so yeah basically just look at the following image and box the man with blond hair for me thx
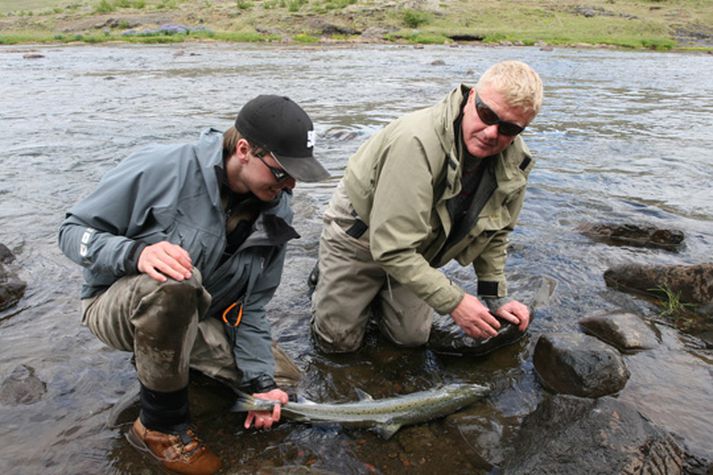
[311,60,544,353]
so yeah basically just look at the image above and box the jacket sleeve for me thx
[58,220,146,277]
[474,183,528,307]
[57,144,180,277]
[368,135,465,315]
[227,245,286,392]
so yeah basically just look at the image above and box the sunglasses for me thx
[474,93,525,137]
[252,148,291,182]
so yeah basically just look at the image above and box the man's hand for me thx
[495,300,530,332]
[244,388,289,430]
[450,293,501,340]
[137,241,193,282]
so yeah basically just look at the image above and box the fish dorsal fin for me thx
[374,422,402,440]
[354,388,374,401]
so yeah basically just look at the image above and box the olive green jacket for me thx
[343,85,534,315]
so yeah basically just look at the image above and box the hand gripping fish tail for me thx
[231,383,490,439]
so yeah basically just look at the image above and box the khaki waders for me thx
[311,181,433,353]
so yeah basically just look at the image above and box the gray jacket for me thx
[58,128,298,388]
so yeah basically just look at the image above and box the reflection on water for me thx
[1,43,712,472]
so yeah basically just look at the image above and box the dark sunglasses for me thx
[252,149,291,182]
[474,93,525,137]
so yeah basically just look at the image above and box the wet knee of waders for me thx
[380,322,430,348]
[146,274,205,328]
[310,318,363,354]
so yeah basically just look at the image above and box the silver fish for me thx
[232,383,490,439]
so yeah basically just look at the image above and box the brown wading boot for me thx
[126,418,221,475]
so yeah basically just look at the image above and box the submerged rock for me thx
[579,222,684,251]
[504,395,685,474]
[604,263,713,305]
[0,365,47,406]
[429,314,528,356]
[428,275,556,356]
[533,333,630,397]
[579,311,659,352]
[0,244,14,263]
[0,261,26,311]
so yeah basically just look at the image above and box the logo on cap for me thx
[306,130,315,149]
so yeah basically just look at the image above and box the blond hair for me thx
[477,60,543,117]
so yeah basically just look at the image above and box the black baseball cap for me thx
[235,95,330,182]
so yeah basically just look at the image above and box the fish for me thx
[231,383,490,439]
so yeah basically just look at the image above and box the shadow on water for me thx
[1,43,713,472]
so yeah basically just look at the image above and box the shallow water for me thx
[1,43,712,473]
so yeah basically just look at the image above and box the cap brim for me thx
[273,154,331,183]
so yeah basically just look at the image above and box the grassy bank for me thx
[1,0,712,51]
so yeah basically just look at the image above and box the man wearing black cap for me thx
[58,95,329,474]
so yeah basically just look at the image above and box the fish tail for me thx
[230,391,277,413]
[231,391,260,412]
[231,398,254,412]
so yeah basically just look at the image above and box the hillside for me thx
[1,0,712,50]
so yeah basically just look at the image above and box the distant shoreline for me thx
[4,39,713,57]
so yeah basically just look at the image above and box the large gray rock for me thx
[579,222,684,251]
[0,365,47,406]
[579,311,659,352]
[504,395,685,474]
[533,333,630,397]
[604,263,713,305]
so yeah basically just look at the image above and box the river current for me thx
[1,43,712,473]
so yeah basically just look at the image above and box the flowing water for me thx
[1,43,712,473]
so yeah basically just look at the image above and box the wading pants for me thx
[82,269,300,392]
[310,181,432,353]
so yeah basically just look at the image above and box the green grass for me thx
[0,31,111,44]
[210,31,279,42]
[402,9,430,28]
[286,0,306,12]
[0,28,279,45]
[0,0,59,14]
[293,33,318,43]
[652,285,694,317]
[321,0,357,10]
[94,0,116,13]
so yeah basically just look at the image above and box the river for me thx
[1,43,712,473]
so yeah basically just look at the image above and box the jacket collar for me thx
[195,127,226,211]
[431,85,472,205]
[239,191,300,251]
